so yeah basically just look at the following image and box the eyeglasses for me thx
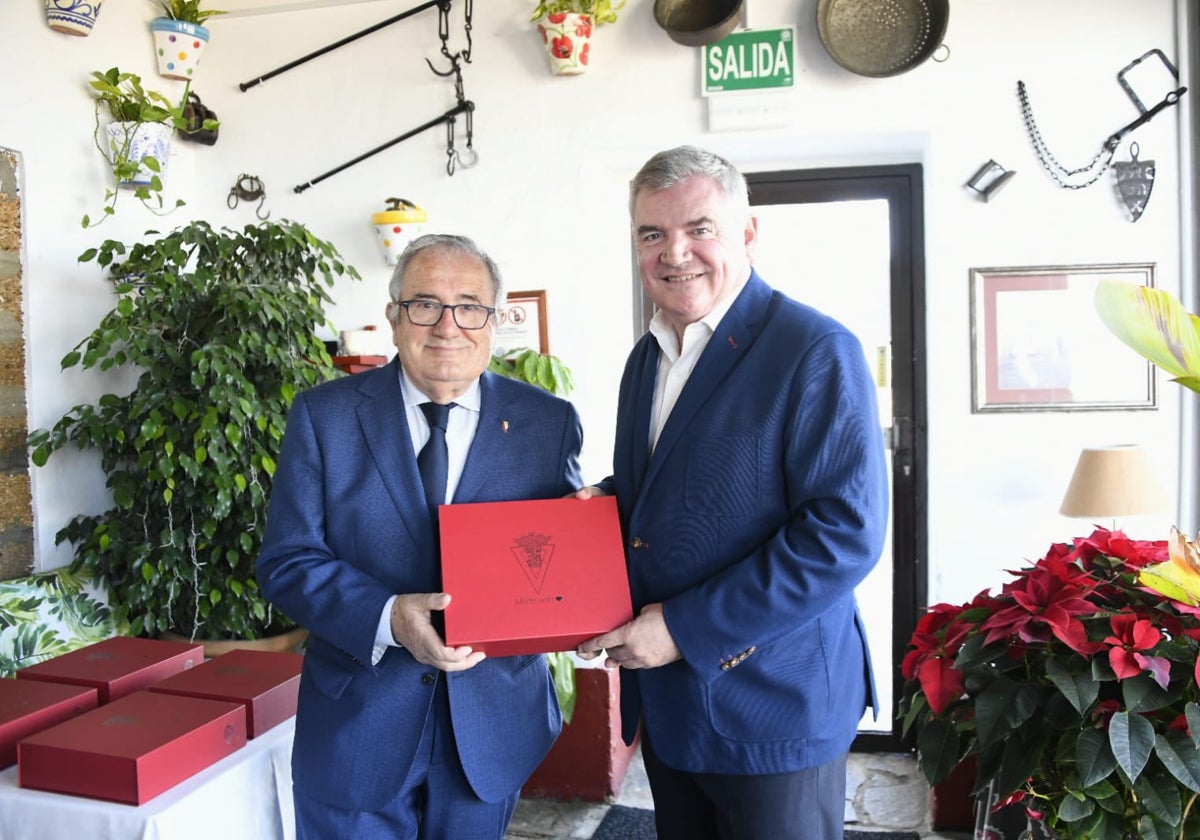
[396,300,496,330]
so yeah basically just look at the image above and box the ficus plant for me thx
[28,219,360,643]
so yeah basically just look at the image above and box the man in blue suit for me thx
[577,146,889,839]
[257,234,583,839]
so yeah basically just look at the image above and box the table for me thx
[0,716,295,840]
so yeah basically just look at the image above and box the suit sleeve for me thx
[661,330,889,683]
[255,394,397,665]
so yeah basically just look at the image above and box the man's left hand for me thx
[577,603,681,669]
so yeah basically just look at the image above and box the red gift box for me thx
[149,649,301,738]
[18,690,247,804]
[440,496,633,657]
[16,636,203,703]
[0,680,99,770]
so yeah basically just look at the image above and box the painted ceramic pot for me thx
[151,17,211,80]
[105,122,172,187]
[45,0,103,36]
[536,13,593,76]
[371,198,428,265]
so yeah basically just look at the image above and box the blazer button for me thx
[630,537,648,549]
[421,673,435,686]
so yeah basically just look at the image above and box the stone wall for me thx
[0,148,32,580]
[847,752,939,835]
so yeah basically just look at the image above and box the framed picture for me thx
[969,263,1157,413]
[495,290,549,355]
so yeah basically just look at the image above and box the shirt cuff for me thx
[372,595,400,665]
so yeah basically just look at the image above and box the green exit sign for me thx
[702,27,796,95]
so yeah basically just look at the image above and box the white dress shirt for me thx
[647,276,748,454]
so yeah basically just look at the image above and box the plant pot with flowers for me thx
[84,67,215,227]
[150,0,225,81]
[901,527,1200,839]
[531,0,624,76]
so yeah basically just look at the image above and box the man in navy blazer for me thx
[257,234,582,839]
[577,147,889,839]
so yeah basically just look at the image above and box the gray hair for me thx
[628,145,751,218]
[386,233,504,323]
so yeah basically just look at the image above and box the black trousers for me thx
[641,732,847,840]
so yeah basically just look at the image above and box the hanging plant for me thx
[84,67,217,227]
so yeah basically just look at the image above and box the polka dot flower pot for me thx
[151,17,210,81]
[371,198,427,265]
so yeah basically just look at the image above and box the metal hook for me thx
[445,117,457,176]
[228,174,270,219]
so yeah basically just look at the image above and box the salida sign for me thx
[702,27,795,95]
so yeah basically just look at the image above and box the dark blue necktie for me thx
[418,402,453,518]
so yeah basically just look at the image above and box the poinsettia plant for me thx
[901,527,1200,840]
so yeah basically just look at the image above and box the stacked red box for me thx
[149,649,302,737]
[18,690,247,804]
[440,496,633,656]
[16,636,203,703]
[0,680,99,769]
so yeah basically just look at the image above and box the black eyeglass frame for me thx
[395,299,497,330]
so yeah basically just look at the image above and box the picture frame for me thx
[969,263,1157,413]
[495,290,549,355]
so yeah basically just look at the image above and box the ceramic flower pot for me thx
[104,122,173,188]
[45,0,103,36]
[150,17,211,80]
[371,198,427,265]
[535,13,593,76]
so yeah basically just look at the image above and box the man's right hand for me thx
[390,592,485,672]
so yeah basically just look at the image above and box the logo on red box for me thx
[512,531,555,593]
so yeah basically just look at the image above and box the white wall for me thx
[1,0,1188,608]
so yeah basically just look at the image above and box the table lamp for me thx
[1059,444,1170,528]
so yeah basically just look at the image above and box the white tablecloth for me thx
[0,716,295,840]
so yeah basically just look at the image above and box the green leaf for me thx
[1109,710,1154,782]
[1047,656,1100,714]
[1095,280,1200,395]
[1077,727,1118,787]
[1155,729,1200,793]
[915,716,961,785]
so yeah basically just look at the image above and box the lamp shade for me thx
[1059,444,1170,518]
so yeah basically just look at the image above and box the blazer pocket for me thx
[302,636,359,699]
[685,436,760,517]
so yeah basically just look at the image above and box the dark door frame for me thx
[746,164,928,753]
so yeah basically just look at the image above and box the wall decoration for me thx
[969,263,1157,413]
[496,291,548,355]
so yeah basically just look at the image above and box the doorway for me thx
[746,164,927,751]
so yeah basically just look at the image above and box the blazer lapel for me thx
[357,359,426,546]
[629,342,658,496]
[642,274,772,489]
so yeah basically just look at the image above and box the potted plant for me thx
[44,0,104,37]
[530,0,624,76]
[900,527,1200,839]
[84,67,216,228]
[27,219,361,655]
[149,0,225,80]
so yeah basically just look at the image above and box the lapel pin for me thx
[501,420,510,433]
[727,336,738,349]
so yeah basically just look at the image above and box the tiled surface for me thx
[506,744,972,839]
[505,745,651,840]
